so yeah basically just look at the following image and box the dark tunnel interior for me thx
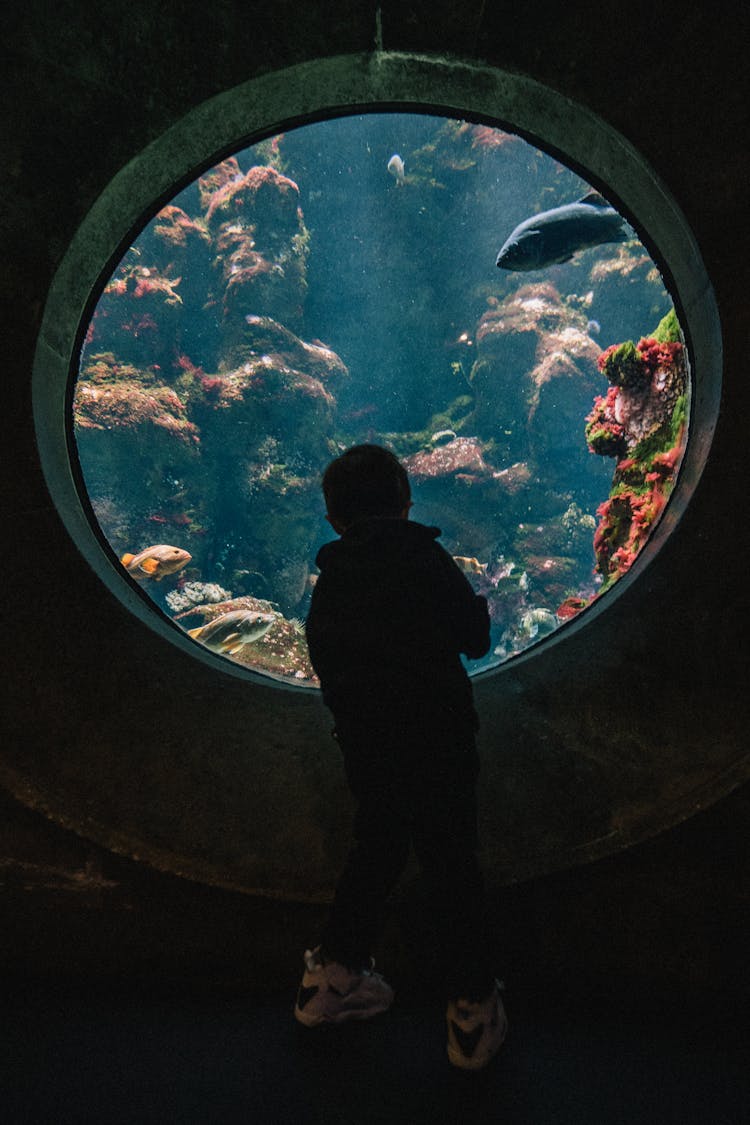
[2,4,748,1121]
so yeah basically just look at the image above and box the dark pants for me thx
[320,721,495,1002]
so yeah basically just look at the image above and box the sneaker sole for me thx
[294,999,393,1028]
[447,1010,508,1070]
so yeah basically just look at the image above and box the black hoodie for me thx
[305,518,490,739]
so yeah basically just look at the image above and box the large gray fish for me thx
[187,609,276,655]
[496,191,628,271]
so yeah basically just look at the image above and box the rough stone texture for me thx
[2,3,748,912]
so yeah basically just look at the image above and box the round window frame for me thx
[32,52,721,687]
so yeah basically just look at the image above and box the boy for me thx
[294,444,507,1070]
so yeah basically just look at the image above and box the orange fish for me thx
[453,555,488,576]
[120,544,192,580]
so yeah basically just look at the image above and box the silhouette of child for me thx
[294,443,506,1069]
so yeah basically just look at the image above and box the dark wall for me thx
[2,3,748,992]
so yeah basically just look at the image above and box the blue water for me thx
[73,112,681,683]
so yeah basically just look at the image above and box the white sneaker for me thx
[446,980,507,1070]
[294,947,395,1027]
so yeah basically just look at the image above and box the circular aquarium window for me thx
[71,109,692,685]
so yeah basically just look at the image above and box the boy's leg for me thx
[320,765,412,969]
[410,758,495,1002]
[411,756,507,1068]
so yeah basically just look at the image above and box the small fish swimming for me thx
[187,609,276,655]
[120,544,192,580]
[496,191,628,272]
[387,153,405,185]
[453,555,488,576]
[520,607,559,638]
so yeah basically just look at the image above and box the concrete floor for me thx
[3,976,746,1125]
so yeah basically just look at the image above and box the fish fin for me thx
[120,553,134,566]
[226,644,244,655]
[139,557,160,575]
[579,190,609,207]
[187,627,202,640]
[219,633,241,652]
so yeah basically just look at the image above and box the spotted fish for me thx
[121,544,192,580]
[187,609,276,655]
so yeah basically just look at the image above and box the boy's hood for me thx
[315,518,441,571]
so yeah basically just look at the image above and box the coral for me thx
[165,581,232,614]
[84,266,186,369]
[204,166,310,333]
[652,307,682,343]
[470,125,519,152]
[556,595,590,620]
[205,164,301,229]
[584,320,688,587]
[585,387,627,457]
[152,205,210,252]
[598,340,650,390]
[587,331,687,456]
[74,357,199,448]
[197,158,243,210]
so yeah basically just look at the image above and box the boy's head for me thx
[322,444,412,532]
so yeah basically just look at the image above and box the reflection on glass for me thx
[73,113,689,684]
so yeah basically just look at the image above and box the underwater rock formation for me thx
[404,434,494,483]
[172,594,315,681]
[75,156,349,645]
[85,266,188,371]
[203,160,309,341]
[470,283,603,483]
[585,310,687,588]
[585,242,672,347]
[73,354,201,555]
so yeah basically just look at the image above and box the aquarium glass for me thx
[72,112,690,685]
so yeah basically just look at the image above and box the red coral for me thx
[470,125,517,150]
[651,438,683,476]
[585,388,627,456]
[153,205,208,249]
[636,337,682,375]
[556,596,590,620]
[200,376,222,398]
[205,164,300,223]
[597,343,620,373]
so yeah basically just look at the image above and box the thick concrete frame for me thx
[25,53,739,900]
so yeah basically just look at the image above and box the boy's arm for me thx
[438,547,491,659]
